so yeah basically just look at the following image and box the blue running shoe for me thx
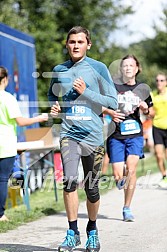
[116,177,126,190]
[85,229,100,252]
[58,229,81,252]
[123,207,135,222]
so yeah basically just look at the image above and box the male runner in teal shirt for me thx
[48,26,117,252]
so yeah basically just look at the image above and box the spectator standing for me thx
[0,66,48,221]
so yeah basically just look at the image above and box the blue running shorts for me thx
[107,136,144,163]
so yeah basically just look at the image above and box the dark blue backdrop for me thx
[0,23,39,140]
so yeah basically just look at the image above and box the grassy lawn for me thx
[0,154,158,233]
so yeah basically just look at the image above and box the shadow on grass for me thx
[41,208,58,215]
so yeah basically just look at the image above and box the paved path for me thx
[0,173,167,252]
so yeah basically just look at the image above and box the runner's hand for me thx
[73,77,86,94]
[139,101,148,113]
[112,110,125,123]
[50,101,61,117]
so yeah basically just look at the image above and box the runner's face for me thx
[156,74,167,91]
[66,33,91,62]
[121,58,138,81]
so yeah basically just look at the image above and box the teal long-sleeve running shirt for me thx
[48,56,118,146]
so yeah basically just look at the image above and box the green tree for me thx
[125,6,167,90]
[143,8,167,71]
[56,0,133,59]
[0,0,133,111]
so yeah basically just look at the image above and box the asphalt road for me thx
[0,173,167,252]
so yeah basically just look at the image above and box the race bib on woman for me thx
[120,120,141,135]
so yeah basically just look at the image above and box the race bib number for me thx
[120,120,141,135]
[66,104,91,120]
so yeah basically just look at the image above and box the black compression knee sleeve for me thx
[63,179,78,192]
[85,183,100,203]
